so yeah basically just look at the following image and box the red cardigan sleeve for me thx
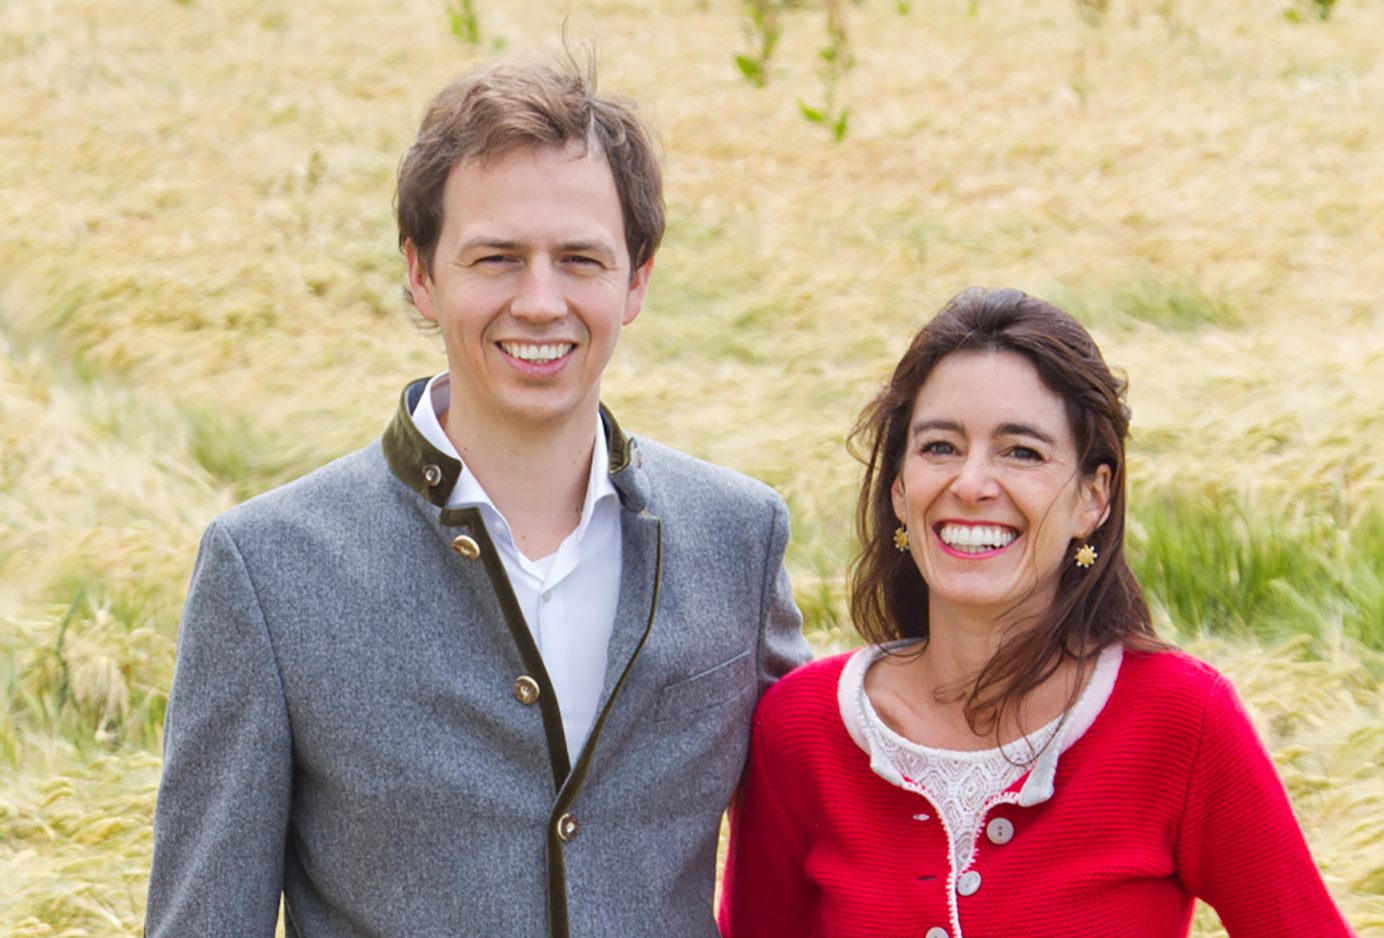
[718,697,817,937]
[1174,672,1355,936]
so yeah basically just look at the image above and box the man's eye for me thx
[565,255,602,267]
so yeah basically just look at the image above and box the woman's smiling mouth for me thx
[935,522,1020,556]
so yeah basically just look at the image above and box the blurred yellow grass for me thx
[2,0,1381,933]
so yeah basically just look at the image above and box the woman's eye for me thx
[920,440,957,457]
[1008,445,1042,461]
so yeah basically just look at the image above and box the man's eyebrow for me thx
[454,238,618,259]
[457,237,521,254]
[996,422,1056,445]
[555,239,617,259]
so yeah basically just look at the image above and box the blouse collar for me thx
[837,641,1123,806]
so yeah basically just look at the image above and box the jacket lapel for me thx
[382,384,665,938]
[599,505,661,703]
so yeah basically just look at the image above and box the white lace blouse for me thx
[838,642,1123,871]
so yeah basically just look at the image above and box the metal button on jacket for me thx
[513,675,540,705]
[422,464,443,487]
[556,812,579,842]
[957,869,982,896]
[925,928,949,938]
[986,816,1014,845]
[451,534,480,560]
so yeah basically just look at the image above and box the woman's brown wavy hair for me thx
[848,287,1159,736]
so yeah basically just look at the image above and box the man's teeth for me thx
[501,342,572,362]
[938,524,1018,552]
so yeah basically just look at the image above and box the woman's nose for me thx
[950,453,999,503]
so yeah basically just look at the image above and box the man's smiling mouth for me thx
[498,341,575,364]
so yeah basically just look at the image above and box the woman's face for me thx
[891,350,1110,627]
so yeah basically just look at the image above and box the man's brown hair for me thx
[396,54,665,297]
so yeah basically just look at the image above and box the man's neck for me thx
[443,401,599,561]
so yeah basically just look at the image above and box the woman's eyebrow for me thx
[910,418,963,438]
[996,421,1056,445]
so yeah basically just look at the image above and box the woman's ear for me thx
[1081,464,1112,537]
[891,475,906,524]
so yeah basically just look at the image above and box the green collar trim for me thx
[380,378,657,938]
[382,377,638,508]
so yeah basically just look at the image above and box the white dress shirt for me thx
[412,372,622,757]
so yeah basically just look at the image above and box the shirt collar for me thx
[409,371,617,531]
[381,376,650,514]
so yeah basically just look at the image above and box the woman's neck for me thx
[865,613,1082,751]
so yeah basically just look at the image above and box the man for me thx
[144,58,809,938]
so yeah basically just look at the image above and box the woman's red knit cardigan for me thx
[719,648,1355,938]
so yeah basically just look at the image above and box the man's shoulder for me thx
[216,439,393,535]
[633,436,782,510]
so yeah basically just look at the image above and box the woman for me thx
[718,288,1354,937]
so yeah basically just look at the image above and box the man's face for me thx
[407,143,651,437]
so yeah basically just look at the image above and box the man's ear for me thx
[1081,464,1113,537]
[405,240,438,322]
[622,256,655,327]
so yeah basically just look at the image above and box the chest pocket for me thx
[652,650,755,723]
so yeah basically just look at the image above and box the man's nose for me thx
[511,261,566,322]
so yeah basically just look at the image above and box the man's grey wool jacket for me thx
[144,379,810,938]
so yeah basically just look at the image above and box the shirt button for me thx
[925,928,949,938]
[422,464,443,487]
[957,870,982,896]
[986,816,1014,845]
[512,675,540,704]
[451,534,480,560]
[542,590,553,602]
[556,812,579,842]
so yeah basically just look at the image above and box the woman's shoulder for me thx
[762,651,853,703]
[753,651,858,729]
[1120,645,1225,685]
[1064,646,1253,784]
[749,650,865,767]
[1110,645,1235,721]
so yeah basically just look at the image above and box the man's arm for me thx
[145,520,291,938]
[755,495,812,692]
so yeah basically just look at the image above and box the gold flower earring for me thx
[893,526,909,551]
[1074,543,1098,569]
